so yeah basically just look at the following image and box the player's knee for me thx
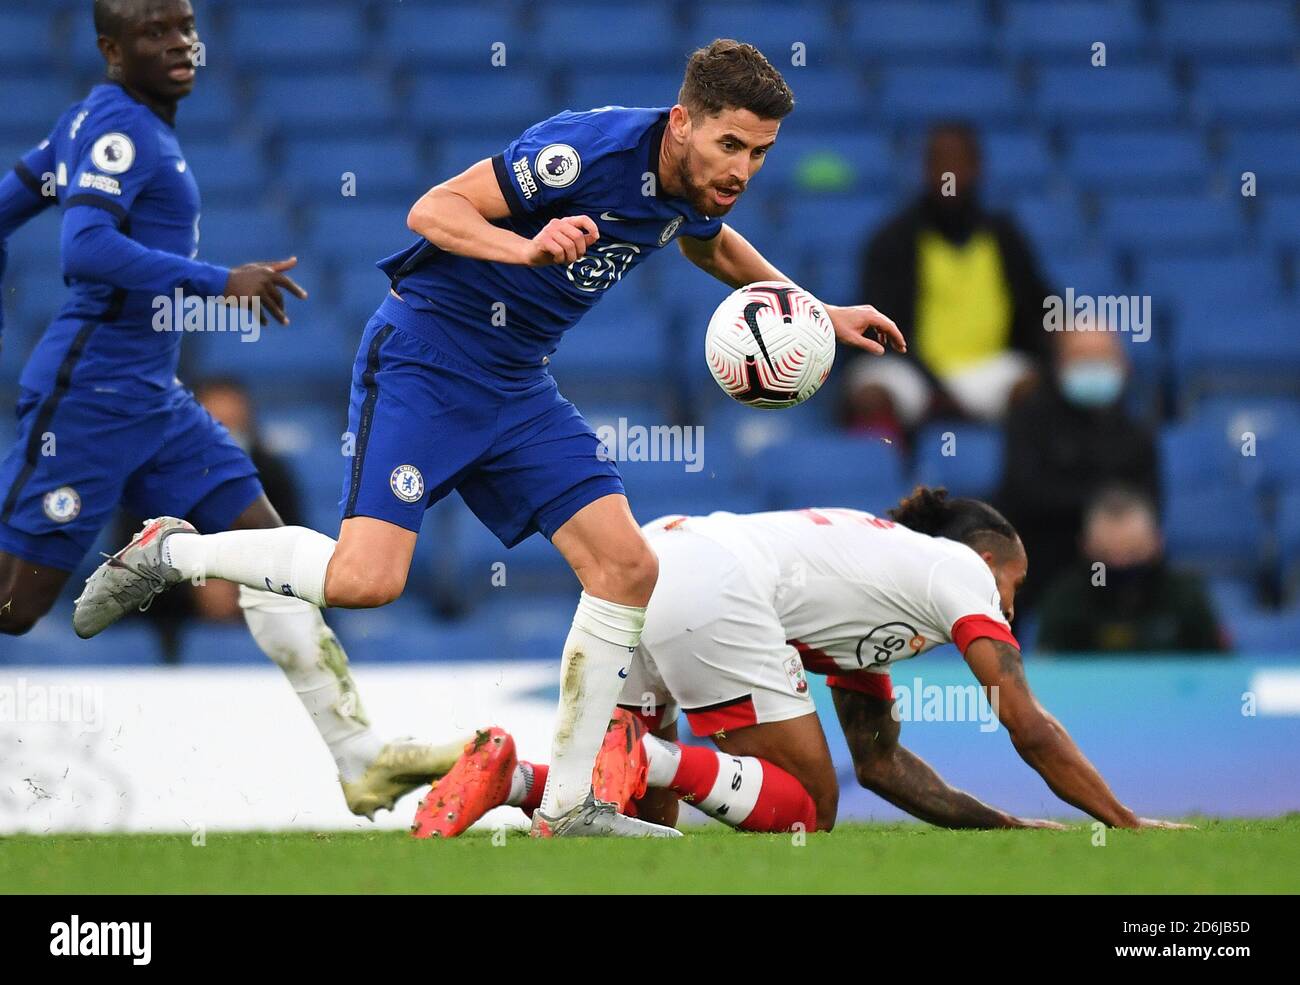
[813,792,838,832]
[587,541,658,605]
[323,554,406,609]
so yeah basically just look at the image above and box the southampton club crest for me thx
[42,486,81,523]
[389,464,424,504]
[536,143,581,188]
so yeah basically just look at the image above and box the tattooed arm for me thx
[963,637,1177,829]
[832,686,1055,829]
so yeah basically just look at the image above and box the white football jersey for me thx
[649,508,1019,675]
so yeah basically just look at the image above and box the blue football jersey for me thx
[378,107,722,376]
[15,83,226,397]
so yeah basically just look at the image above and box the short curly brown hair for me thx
[678,39,794,121]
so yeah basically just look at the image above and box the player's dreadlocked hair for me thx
[679,39,795,120]
[889,486,1020,558]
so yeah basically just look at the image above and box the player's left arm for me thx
[678,225,906,356]
[963,637,1193,830]
[831,685,1060,829]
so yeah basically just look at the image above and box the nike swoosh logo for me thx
[618,667,629,678]
[743,301,778,372]
[599,211,626,221]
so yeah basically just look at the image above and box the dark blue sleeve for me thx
[60,111,227,296]
[0,138,58,341]
[491,113,618,218]
[61,204,228,297]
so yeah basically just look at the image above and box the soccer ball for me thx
[705,281,835,409]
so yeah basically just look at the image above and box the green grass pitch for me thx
[3,817,1297,894]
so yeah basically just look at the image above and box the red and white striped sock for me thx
[505,761,548,818]
[642,736,817,832]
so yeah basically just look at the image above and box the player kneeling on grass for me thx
[414,487,1193,836]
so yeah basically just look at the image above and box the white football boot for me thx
[531,791,683,838]
[341,737,466,820]
[73,516,195,638]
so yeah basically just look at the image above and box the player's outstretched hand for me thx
[526,215,599,267]
[1136,817,1198,830]
[226,257,309,325]
[1012,817,1069,830]
[825,303,907,356]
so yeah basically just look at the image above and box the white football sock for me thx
[239,586,383,781]
[641,733,682,788]
[164,526,335,607]
[538,592,646,817]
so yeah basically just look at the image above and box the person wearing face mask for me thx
[995,328,1160,618]
[1037,486,1225,653]
[842,123,1051,443]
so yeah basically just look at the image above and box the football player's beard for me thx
[676,150,736,218]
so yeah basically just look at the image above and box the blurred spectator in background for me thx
[116,377,303,661]
[997,326,1158,615]
[842,123,1051,444]
[1037,486,1226,654]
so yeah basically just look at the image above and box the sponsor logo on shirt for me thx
[512,156,538,200]
[536,143,580,188]
[78,171,122,195]
[90,132,135,174]
[565,241,640,292]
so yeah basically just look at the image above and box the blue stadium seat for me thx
[756,132,894,192]
[0,13,56,71]
[412,69,554,134]
[981,130,1055,199]
[1223,129,1300,193]
[1136,255,1280,316]
[1034,66,1182,126]
[1157,1,1299,60]
[0,78,79,138]
[1067,130,1211,193]
[879,67,1023,126]
[182,137,267,203]
[178,622,271,664]
[280,135,425,199]
[195,207,296,268]
[562,70,686,114]
[1012,194,1090,256]
[770,69,873,126]
[691,2,836,60]
[1171,304,1300,400]
[173,72,243,133]
[547,310,671,386]
[1002,0,1147,61]
[227,6,367,67]
[261,405,351,533]
[758,433,909,511]
[1223,605,1300,653]
[846,1,992,61]
[1194,66,1300,126]
[1098,195,1243,256]
[913,422,1005,500]
[380,6,528,66]
[255,73,395,135]
[1205,575,1257,616]
[1160,417,1271,496]
[0,620,163,667]
[534,3,684,65]
[1045,253,1124,296]
[1259,194,1300,252]
[780,194,892,258]
[308,203,411,265]
[1162,486,1265,575]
